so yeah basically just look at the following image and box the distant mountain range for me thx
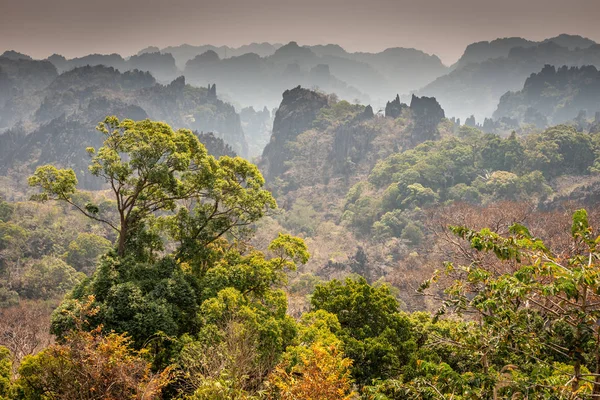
[11,41,446,110]
[494,64,600,127]
[0,61,247,187]
[450,34,596,70]
[4,34,594,116]
[138,42,284,69]
[418,35,600,121]
[3,33,600,178]
[149,41,448,110]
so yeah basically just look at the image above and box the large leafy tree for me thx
[310,277,415,386]
[29,117,275,258]
[173,234,309,397]
[26,117,307,393]
[415,209,600,398]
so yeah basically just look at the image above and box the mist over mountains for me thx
[8,4,600,395]
[416,34,600,118]
[3,33,600,186]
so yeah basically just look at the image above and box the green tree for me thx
[478,132,524,173]
[417,209,600,397]
[0,347,10,400]
[174,234,309,396]
[29,117,275,258]
[0,202,13,223]
[18,256,85,300]
[0,222,28,286]
[66,233,112,273]
[310,277,415,386]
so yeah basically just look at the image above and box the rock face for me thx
[0,57,58,127]
[362,105,374,119]
[261,86,329,179]
[385,94,408,119]
[330,120,377,177]
[0,67,248,187]
[208,83,217,98]
[409,94,445,143]
[494,65,600,127]
[384,93,444,142]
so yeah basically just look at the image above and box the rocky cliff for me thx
[0,67,248,188]
[0,57,58,127]
[494,64,600,127]
[409,94,445,143]
[260,86,329,179]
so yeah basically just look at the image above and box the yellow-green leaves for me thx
[572,209,592,244]
[29,116,276,258]
[28,165,78,202]
[269,233,310,268]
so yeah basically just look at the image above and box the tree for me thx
[310,277,415,385]
[0,347,10,400]
[418,208,600,397]
[29,117,275,258]
[66,233,112,273]
[0,301,53,371]
[0,202,13,223]
[14,297,171,400]
[18,256,85,300]
[175,234,309,391]
[268,343,355,400]
[0,221,28,288]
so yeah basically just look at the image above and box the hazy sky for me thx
[1,0,599,64]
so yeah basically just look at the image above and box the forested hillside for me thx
[4,108,600,399]
[4,30,600,399]
[495,64,600,127]
[255,88,600,307]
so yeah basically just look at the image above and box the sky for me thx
[1,0,599,65]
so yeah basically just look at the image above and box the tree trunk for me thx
[117,214,127,257]
[117,231,126,257]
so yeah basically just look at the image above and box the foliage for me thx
[0,347,10,400]
[313,100,364,129]
[343,124,600,237]
[29,117,275,258]
[66,233,112,273]
[280,199,319,236]
[18,256,85,300]
[12,96,600,400]
[268,343,356,400]
[311,277,415,386]
[175,234,309,393]
[14,298,171,400]
[415,208,600,397]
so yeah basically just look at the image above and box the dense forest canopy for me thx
[4,32,600,399]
